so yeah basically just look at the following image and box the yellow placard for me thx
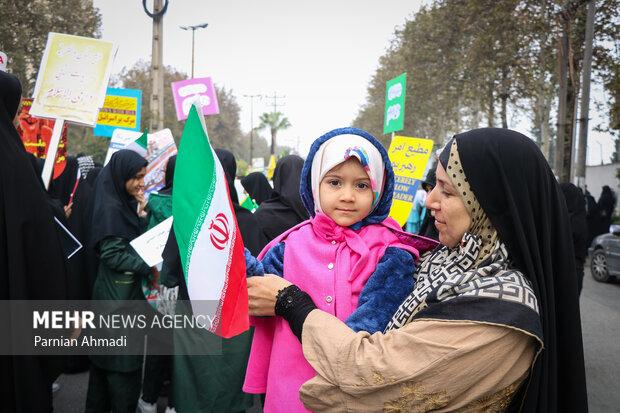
[30,33,117,126]
[387,136,434,227]
[267,155,276,180]
[97,95,138,128]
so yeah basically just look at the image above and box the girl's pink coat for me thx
[243,213,420,412]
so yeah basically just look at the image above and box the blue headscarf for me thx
[300,127,394,229]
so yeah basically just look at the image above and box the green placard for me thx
[383,73,407,134]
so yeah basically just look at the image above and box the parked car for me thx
[589,226,620,283]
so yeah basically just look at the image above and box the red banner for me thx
[17,98,67,179]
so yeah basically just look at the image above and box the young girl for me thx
[243,127,436,412]
[85,149,157,413]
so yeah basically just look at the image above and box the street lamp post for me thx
[180,23,208,78]
[244,94,262,164]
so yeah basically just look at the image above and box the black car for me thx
[589,227,620,283]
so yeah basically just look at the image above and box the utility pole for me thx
[574,0,596,189]
[265,91,286,114]
[244,94,262,164]
[143,0,169,132]
[180,23,208,79]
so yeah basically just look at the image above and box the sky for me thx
[92,0,615,164]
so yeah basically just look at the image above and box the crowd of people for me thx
[0,67,595,413]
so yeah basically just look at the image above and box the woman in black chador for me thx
[247,128,588,412]
[0,71,69,412]
[241,171,273,206]
[597,185,616,234]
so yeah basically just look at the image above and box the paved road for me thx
[580,265,620,412]
[53,266,620,412]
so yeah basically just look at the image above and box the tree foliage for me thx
[0,0,102,95]
[353,0,620,166]
[255,111,292,155]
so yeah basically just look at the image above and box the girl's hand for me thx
[247,274,292,316]
[147,266,160,290]
[136,191,147,216]
[64,201,73,218]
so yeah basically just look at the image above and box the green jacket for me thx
[147,192,172,230]
[90,236,151,372]
[92,237,151,301]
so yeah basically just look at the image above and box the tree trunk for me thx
[487,85,495,128]
[501,66,508,128]
[555,28,569,181]
[541,104,552,163]
[270,128,276,155]
[575,0,596,189]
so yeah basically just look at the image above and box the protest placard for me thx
[17,98,67,179]
[29,32,117,188]
[171,77,219,120]
[387,135,434,226]
[94,88,142,137]
[30,33,117,125]
[130,216,173,267]
[384,73,407,135]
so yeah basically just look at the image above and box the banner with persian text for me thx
[30,33,117,125]
[94,88,142,137]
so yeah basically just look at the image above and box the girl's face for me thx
[425,162,471,247]
[125,166,146,197]
[319,158,374,227]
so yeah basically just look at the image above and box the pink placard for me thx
[171,77,220,120]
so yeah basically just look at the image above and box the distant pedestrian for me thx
[584,189,600,246]
[254,155,309,245]
[598,185,616,233]
[560,183,588,295]
[241,171,273,206]
[405,186,426,234]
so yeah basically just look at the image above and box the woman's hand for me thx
[248,274,292,316]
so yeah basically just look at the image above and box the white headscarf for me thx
[310,134,385,215]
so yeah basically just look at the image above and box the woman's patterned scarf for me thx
[385,232,539,332]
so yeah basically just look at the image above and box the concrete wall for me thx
[585,163,620,213]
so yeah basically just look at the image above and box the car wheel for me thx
[591,249,611,283]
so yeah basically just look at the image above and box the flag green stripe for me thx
[172,105,216,276]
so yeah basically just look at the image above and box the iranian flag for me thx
[172,103,249,338]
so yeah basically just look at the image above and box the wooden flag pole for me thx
[41,118,64,190]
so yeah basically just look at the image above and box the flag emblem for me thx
[209,213,230,250]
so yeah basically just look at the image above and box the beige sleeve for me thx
[300,310,538,412]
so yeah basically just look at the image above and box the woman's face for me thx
[425,163,471,247]
[125,166,146,197]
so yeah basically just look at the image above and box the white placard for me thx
[130,216,173,267]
